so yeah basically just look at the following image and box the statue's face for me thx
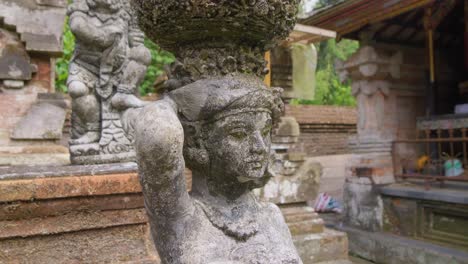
[205,112,272,184]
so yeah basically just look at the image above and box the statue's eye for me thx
[262,126,271,137]
[229,128,247,139]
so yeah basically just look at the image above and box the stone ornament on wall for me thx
[131,0,303,263]
[0,28,37,89]
[67,0,151,165]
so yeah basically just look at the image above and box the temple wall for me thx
[285,105,357,156]
[0,55,54,146]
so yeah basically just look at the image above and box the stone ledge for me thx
[380,182,468,205]
[1,193,144,221]
[341,225,468,264]
[0,208,147,240]
[0,172,141,202]
[0,162,138,180]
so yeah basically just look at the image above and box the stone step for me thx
[281,205,325,235]
[294,228,349,264]
[316,260,353,264]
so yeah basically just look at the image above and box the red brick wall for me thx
[285,105,357,156]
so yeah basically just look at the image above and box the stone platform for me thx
[0,164,349,263]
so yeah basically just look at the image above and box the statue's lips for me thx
[249,162,263,169]
[246,159,265,170]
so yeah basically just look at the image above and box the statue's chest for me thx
[186,212,301,264]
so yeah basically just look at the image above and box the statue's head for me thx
[87,0,121,12]
[169,75,283,189]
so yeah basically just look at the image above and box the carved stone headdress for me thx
[132,0,300,80]
[169,75,284,124]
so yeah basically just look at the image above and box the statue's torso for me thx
[161,200,302,264]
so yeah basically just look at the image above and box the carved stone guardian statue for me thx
[67,0,151,164]
[132,0,302,263]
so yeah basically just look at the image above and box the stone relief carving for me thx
[67,0,151,164]
[131,0,302,263]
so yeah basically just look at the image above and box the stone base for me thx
[294,229,350,264]
[70,151,136,165]
[342,225,468,264]
[0,146,70,166]
[0,164,350,263]
[381,182,468,251]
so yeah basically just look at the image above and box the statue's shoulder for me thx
[67,1,89,16]
[260,202,284,219]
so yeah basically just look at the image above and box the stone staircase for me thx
[280,205,351,264]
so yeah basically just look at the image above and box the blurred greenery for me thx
[139,39,175,96]
[291,0,359,107]
[291,39,359,107]
[55,17,75,93]
[55,19,175,96]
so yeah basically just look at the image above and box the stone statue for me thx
[67,0,151,164]
[131,1,302,263]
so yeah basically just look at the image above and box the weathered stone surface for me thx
[0,28,35,81]
[0,0,67,54]
[0,193,144,221]
[294,229,349,264]
[381,183,468,251]
[132,0,303,263]
[0,162,138,180]
[343,225,468,264]
[343,179,384,232]
[0,152,70,166]
[0,208,147,239]
[0,172,141,202]
[11,102,66,140]
[0,224,158,264]
[3,80,25,88]
[256,159,322,205]
[67,0,151,165]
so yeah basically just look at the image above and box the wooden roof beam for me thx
[428,0,457,30]
[293,24,337,39]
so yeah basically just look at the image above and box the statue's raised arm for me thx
[134,97,194,221]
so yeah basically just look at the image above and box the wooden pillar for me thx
[424,7,436,116]
[465,0,468,71]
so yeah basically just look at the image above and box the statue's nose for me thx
[251,132,266,154]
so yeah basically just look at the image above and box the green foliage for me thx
[139,39,175,96]
[291,38,359,107]
[54,19,175,95]
[55,17,75,93]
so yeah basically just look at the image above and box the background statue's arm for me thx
[135,98,194,221]
[69,13,117,47]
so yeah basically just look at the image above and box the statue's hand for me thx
[129,31,145,47]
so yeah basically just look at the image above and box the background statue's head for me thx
[87,0,121,12]
[169,75,283,189]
